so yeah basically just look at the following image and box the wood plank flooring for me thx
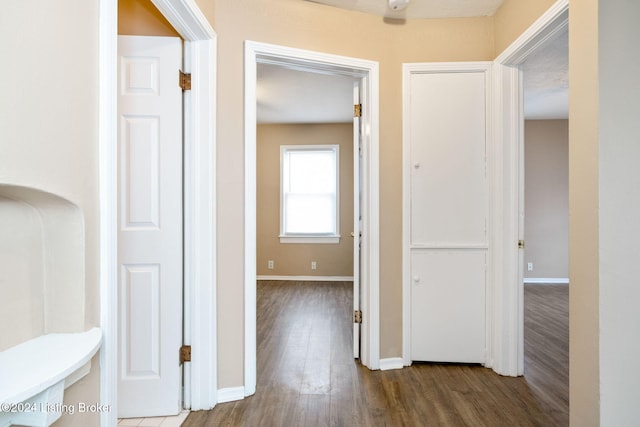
[523,284,569,426]
[184,281,568,426]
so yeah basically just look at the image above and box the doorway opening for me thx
[491,0,568,377]
[254,61,359,393]
[520,18,569,426]
[244,41,381,396]
[255,62,358,284]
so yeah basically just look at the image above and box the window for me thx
[280,145,340,243]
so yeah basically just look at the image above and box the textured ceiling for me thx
[257,63,356,124]
[522,25,568,120]
[306,0,505,19]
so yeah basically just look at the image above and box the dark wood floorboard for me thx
[184,281,569,426]
[524,284,569,426]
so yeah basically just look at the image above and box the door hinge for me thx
[180,345,191,363]
[179,71,191,91]
[518,239,525,249]
[354,103,362,118]
[354,310,362,324]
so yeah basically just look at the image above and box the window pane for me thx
[285,194,335,234]
[281,146,339,237]
[286,150,336,193]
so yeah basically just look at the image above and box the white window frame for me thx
[279,144,340,244]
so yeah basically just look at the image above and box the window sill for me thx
[279,235,341,244]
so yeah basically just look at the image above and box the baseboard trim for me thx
[217,386,245,404]
[524,278,569,284]
[379,357,404,371]
[257,275,354,282]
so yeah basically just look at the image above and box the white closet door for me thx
[410,251,486,363]
[117,35,183,418]
[406,64,490,363]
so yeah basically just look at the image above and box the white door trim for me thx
[99,1,217,425]
[244,41,381,396]
[490,0,568,376]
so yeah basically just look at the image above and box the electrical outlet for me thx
[527,262,533,272]
[268,260,274,270]
[311,261,317,270]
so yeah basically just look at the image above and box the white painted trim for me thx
[495,0,569,66]
[257,276,354,282]
[488,63,522,376]
[182,37,218,411]
[217,387,246,404]
[360,62,381,370]
[401,62,412,367]
[98,2,119,426]
[99,0,217,423]
[379,358,404,371]
[245,42,381,395]
[524,278,569,284]
[279,237,341,244]
[491,0,568,377]
[150,0,215,41]
[402,62,493,368]
[244,43,259,398]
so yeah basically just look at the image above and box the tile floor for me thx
[118,411,189,427]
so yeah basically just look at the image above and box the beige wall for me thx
[257,124,354,277]
[569,0,600,424]
[592,0,640,424]
[524,120,568,279]
[213,0,494,388]
[0,1,101,426]
[118,0,180,36]
[493,0,557,55]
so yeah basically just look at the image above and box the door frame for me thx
[491,0,568,376]
[244,41,381,396]
[99,1,217,425]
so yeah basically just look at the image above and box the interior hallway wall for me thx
[596,0,640,424]
[211,0,570,390]
[213,0,495,388]
[257,123,354,278]
[118,0,180,36]
[0,1,101,426]
[524,119,568,280]
[493,0,557,55]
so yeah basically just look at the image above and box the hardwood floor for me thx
[524,284,569,426]
[184,281,569,426]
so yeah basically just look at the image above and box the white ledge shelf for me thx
[0,328,102,426]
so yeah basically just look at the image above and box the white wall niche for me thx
[0,184,85,352]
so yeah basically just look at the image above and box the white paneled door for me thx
[117,36,183,418]
[405,64,490,364]
[410,251,486,363]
